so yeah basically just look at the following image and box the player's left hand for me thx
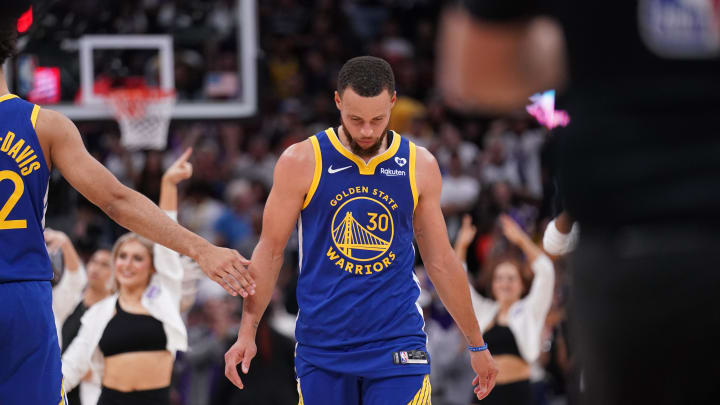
[162,147,193,185]
[224,331,257,389]
[470,349,498,400]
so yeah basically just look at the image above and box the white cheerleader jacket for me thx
[469,254,555,364]
[61,211,188,391]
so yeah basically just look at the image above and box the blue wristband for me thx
[468,343,488,352]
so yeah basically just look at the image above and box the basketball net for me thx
[106,88,176,150]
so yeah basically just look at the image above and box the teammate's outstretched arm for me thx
[36,108,254,297]
[412,146,498,400]
[224,139,314,389]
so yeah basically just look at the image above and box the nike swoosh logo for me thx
[328,165,352,174]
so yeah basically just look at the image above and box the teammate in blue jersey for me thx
[224,56,498,404]
[0,3,254,404]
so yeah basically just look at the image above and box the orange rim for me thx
[107,88,175,118]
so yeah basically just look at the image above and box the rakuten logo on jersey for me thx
[380,168,406,177]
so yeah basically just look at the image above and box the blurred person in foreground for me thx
[456,214,555,405]
[438,1,720,404]
[0,4,252,403]
[224,56,498,404]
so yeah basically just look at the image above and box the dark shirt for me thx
[98,300,167,357]
[483,323,522,358]
[62,301,89,405]
[61,301,88,354]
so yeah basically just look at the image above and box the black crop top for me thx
[98,300,167,357]
[483,322,522,358]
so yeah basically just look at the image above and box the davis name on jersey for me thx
[0,95,51,282]
[1,130,43,176]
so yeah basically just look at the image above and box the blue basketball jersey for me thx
[295,128,430,379]
[0,94,51,282]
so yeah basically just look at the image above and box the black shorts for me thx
[97,386,169,405]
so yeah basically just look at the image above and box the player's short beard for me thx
[340,117,389,158]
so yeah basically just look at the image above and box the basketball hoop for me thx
[105,87,176,150]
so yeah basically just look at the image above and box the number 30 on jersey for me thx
[0,170,28,230]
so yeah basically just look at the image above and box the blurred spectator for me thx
[433,122,479,173]
[480,132,522,190]
[136,150,165,203]
[233,137,276,189]
[441,151,481,238]
[267,37,301,99]
[213,179,259,258]
[389,95,426,135]
[180,181,225,242]
[497,117,546,199]
[178,280,238,405]
[441,152,480,215]
[103,132,140,188]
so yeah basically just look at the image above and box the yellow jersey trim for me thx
[297,380,305,405]
[408,374,432,405]
[31,104,41,129]
[409,141,418,212]
[59,377,68,405]
[0,94,19,103]
[302,135,322,209]
[325,127,401,175]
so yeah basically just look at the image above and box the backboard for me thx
[7,0,257,120]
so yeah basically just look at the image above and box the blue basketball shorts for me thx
[0,281,67,405]
[297,368,431,405]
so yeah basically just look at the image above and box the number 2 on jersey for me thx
[0,170,28,229]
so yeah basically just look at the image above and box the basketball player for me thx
[224,56,498,404]
[0,3,254,404]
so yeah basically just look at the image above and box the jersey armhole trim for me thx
[302,135,322,209]
[409,141,418,212]
[30,104,41,129]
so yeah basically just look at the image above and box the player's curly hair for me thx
[337,56,395,97]
[1,1,31,66]
[0,20,19,66]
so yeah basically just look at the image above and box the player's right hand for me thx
[197,244,255,297]
[224,332,257,389]
[470,349,498,401]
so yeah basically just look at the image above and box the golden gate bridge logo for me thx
[330,196,394,262]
